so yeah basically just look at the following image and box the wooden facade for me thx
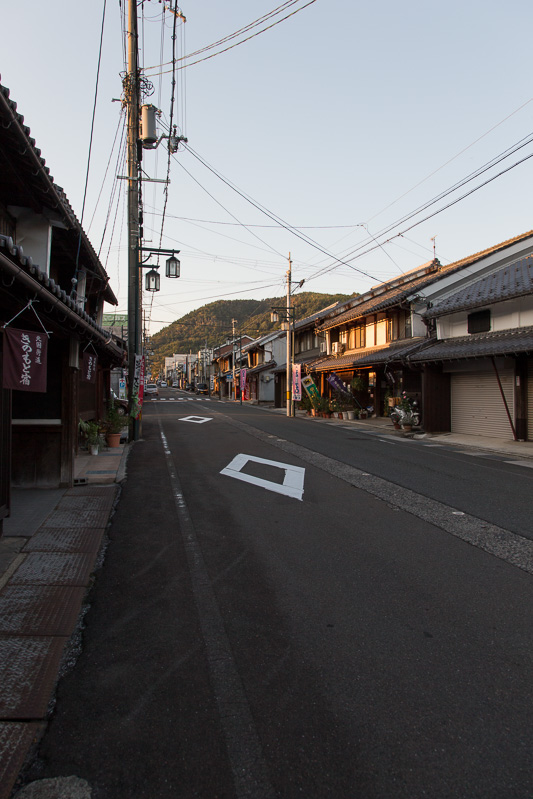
[0,80,123,534]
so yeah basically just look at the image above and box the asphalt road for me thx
[25,392,533,798]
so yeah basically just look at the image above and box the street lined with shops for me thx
[5,390,531,798]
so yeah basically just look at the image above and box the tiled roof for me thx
[317,231,533,331]
[294,300,350,329]
[246,360,276,375]
[425,255,533,318]
[0,235,122,357]
[312,337,426,371]
[317,275,436,330]
[0,80,117,305]
[409,326,533,362]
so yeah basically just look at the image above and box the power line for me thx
[144,0,318,75]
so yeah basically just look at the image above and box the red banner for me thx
[81,351,98,383]
[3,327,48,392]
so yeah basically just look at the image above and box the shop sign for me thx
[81,351,97,383]
[3,327,48,392]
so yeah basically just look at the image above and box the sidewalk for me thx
[0,444,130,799]
[265,405,533,461]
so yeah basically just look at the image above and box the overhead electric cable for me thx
[305,150,533,284]
[143,1,301,68]
[72,0,107,293]
[144,0,317,74]
[324,134,533,275]
[87,109,126,235]
[181,144,381,281]
[157,0,179,256]
[172,155,287,260]
[367,96,533,224]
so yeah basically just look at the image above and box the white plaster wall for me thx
[436,296,533,338]
[8,206,52,273]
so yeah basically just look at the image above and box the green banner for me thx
[301,375,321,409]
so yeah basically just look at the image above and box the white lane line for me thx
[158,423,276,798]
[179,416,213,424]
[221,454,305,501]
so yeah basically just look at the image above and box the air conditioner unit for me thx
[332,342,344,355]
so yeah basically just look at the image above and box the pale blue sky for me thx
[2,0,533,333]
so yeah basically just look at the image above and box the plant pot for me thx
[106,432,121,448]
[89,444,99,456]
[393,422,401,430]
[345,411,355,420]
[402,425,412,432]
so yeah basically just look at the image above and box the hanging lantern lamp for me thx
[145,268,160,292]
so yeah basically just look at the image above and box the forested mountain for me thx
[149,292,354,372]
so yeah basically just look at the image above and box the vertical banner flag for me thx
[3,328,48,392]
[301,375,321,409]
[133,354,145,418]
[326,371,350,395]
[240,368,247,391]
[292,363,302,401]
[119,377,126,399]
[81,351,98,383]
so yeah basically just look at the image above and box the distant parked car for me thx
[160,381,167,387]
[172,381,179,388]
[196,382,209,395]
[145,383,159,396]
[185,383,194,391]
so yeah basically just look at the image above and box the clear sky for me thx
[2,0,533,334]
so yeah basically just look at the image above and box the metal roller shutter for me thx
[451,371,515,438]
[528,361,533,440]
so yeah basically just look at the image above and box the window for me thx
[348,325,365,349]
[467,309,491,334]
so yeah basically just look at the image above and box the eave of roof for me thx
[311,337,426,371]
[246,360,277,375]
[424,254,533,319]
[0,244,123,360]
[408,327,533,362]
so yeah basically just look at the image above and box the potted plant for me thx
[320,396,331,418]
[390,408,402,429]
[104,403,125,447]
[401,411,417,432]
[80,419,104,455]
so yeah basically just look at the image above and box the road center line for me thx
[158,420,276,799]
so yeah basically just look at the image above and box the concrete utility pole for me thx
[286,254,293,418]
[126,0,141,440]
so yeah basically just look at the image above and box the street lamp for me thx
[145,268,160,292]
[141,249,181,292]
[165,253,180,278]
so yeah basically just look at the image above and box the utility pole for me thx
[126,0,141,440]
[286,254,293,418]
